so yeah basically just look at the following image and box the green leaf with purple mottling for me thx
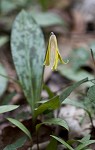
[11,10,46,116]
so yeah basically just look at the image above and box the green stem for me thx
[90,49,95,79]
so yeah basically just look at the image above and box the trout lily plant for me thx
[5,10,95,149]
[44,32,68,70]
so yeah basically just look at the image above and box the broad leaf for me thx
[60,78,88,103]
[0,105,19,114]
[36,118,69,131]
[51,135,74,150]
[35,96,60,118]
[4,136,27,150]
[11,10,46,114]
[87,85,95,105]
[7,118,31,139]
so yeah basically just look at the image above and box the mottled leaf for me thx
[11,10,46,114]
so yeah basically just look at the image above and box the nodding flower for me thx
[44,32,69,70]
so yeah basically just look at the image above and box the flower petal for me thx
[58,50,68,64]
[52,49,59,70]
[44,32,69,70]
[44,40,51,66]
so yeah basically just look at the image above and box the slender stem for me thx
[90,49,95,78]
[30,105,36,126]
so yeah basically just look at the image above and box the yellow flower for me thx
[44,32,68,70]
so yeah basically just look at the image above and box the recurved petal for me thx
[58,50,69,64]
